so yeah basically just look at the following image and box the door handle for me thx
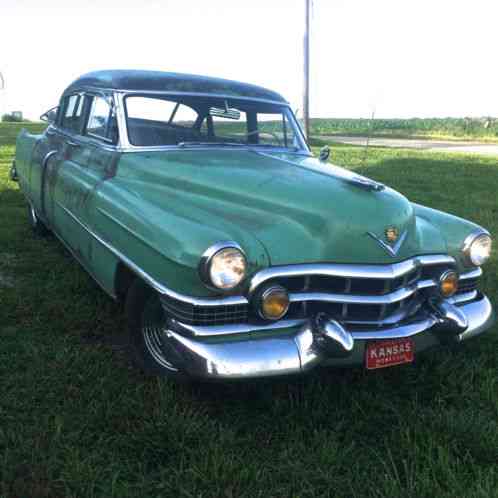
[66,140,81,148]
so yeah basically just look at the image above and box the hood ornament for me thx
[367,228,407,257]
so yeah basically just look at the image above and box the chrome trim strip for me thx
[48,216,118,299]
[290,284,419,305]
[119,145,312,155]
[168,294,491,342]
[449,290,478,304]
[350,317,438,340]
[255,151,384,190]
[459,267,482,280]
[66,86,288,106]
[56,202,249,307]
[120,89,289,105]
[367,230,408,257]
[169,318,306,338]
[249,255,455,293]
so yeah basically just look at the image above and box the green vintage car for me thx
[11,70,494,379]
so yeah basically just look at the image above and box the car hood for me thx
[115,149,447,265]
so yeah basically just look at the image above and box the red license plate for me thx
[366,338,414,370]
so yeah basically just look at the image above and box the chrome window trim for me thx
[119,145,313,155]
[86,131,115,144]
[115,91,309,153]
[46,125,120,152]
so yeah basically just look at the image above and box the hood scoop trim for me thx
[254,151,385,192]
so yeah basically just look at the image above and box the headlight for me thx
[199,242,247,290]
[463,231,492,266]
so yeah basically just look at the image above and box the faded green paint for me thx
[16,134,483,299]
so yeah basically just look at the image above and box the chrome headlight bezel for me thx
[199,241,247,291]
[462,230,492,267]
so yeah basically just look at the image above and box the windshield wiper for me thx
[177,141,301,152]
[177,141,247,147]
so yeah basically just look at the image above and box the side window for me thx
[125,96,200,146]
[86,95,118,143]
[60,94,86,133]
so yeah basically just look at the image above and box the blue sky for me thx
[1,0,497,120]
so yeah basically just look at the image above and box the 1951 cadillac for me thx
[11,70,494,380]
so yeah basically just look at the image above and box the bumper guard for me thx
[165,295,494,380]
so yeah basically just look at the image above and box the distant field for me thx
[1,121,498,497]
[309,117,498,142]
[0,122,46,146]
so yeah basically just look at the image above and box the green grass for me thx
[1,122,498,498]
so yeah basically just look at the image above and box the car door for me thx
[43,93,89,242]
[51,93,119,265]
[27,107,65,220]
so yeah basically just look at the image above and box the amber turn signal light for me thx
[260,286,290,320]
[439,270,459,298]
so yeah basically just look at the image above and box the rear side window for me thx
[60,94,86,133]
[86,95,118,143]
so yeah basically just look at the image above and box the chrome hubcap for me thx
[141,296,178,372]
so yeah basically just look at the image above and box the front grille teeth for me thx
[161,260,480,327]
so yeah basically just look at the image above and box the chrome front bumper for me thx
[165,295,494,380]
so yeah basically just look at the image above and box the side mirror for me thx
[40,106,59,124]
[319,145,330,163]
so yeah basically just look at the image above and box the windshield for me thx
[124,94,308,151]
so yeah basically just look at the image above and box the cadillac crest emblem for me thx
[385,226,399,243]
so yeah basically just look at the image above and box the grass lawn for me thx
[1,123,498,498]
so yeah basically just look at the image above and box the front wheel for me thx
[28,204,50,236]
[125,279,185,379]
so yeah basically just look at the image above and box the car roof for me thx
[63,69,287,104]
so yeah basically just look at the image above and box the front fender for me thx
[412,203,486,271]
[90,179,269,297]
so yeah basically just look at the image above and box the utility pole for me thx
[303,0,311,140]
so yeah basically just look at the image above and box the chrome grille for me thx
[249,256,482,326]
[160,256,481,327]
[161,294,248,325]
